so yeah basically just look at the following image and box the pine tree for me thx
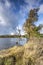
[23,8,40,40]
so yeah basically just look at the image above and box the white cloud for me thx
[10,32,15,35]
[0,16,6,26]
[25,0,35,5]
[40,28,43,34]
[39,4,43,14]
[5,0,11,8]
[21,30,25,35]
[19,0,41,23]
[0,0,19,34]
[25,0,40,7]
[0,0,19,26]
[0,0,42,35]
[16,25,25,35]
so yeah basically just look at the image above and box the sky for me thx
[0,0,43,35]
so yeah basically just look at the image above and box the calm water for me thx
[0,38,27,50]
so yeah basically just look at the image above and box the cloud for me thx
[0,0,20,34]
[39,28,43,34]
[0,0,43,35]
[24,0,41,7]
[18,0,41,20]
[4,0,11,8]
[0,16,6,26]
[17,0,41,27]
[39,4,43,14]
[10,32,15,35]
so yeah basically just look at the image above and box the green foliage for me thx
[29,8,39,22]
[23,8,42,39]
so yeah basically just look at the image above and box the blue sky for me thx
[0,0,43,35]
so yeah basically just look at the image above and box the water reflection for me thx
[0,38,27,50]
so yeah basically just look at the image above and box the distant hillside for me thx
[0,40,43,65]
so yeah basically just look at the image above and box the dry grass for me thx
[0,41,43,65]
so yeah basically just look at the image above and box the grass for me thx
[0,40,43,65]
